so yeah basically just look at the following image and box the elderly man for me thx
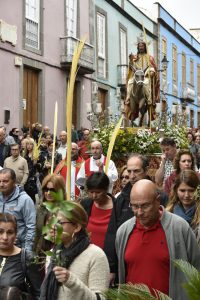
[77,140,118,193]
[155,137,177,187]
[0,168,36,251]
[4,143,29,186]
[113,153,167,228]
[116,179,200,299]
[57,130,67,159]
[54,143,84,199]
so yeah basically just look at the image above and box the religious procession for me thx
[1,1,200,300]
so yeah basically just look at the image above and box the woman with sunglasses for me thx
[34,174,66,255]
[40,202,109,300]
[115,165,130,198]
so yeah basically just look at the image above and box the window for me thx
[182,53,186,87]
[97,12,106,78]
[190,58,194,86]
[66,0,77,37]
[172,45,177,82]
[119,27,127,84]
[197,64,200,95]
[25,0,40,50]
[190,109,194,128]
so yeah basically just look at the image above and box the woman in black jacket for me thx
[0,213,42,300]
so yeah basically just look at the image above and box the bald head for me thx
[130,179,160,228]
[60,131,67,144]
[91,140,103,159]
[71,142,79,160]
[131,179,158,200]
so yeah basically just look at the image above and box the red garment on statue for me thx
[87,203,112,249]
[125,219,170,295]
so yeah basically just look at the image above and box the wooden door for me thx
[98,88,107,112]
[23,67,39,128]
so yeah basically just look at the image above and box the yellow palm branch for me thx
[66,37,86,200]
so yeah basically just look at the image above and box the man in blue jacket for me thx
[0,168,36,251]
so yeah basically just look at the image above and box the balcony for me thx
[117,64,128,86]
[60,36,95,75]
[180,85,196,103]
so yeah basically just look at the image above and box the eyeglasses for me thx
[44,187,56,193]
[120,175,129,180]
[57,221,73,225]
[129,202,153,211]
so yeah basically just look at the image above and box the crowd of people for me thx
[0,122,200,300]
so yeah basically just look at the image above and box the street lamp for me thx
[157,55,169,72]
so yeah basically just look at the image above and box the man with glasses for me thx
[116,179,200,299]
[106,154,167,285]
[113,153,150,228]
[3,143,29,186]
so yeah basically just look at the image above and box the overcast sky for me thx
[130,0,200,30]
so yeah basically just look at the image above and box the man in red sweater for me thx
[116,179,200,299]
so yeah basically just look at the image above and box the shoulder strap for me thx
[21,248,26,275]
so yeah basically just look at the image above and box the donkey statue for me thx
[125,65,155,127]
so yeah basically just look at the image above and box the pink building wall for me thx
[0,0,93,133]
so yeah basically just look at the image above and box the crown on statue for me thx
[135,32,151,45]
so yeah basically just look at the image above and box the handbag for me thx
[0,286,33,300]
[21,249,34,300]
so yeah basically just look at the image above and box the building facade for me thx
[91,0,158,126]
[156,3,200,127]
[0,0,94,132]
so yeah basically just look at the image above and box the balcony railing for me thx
[117,64,128,86]
[180,84,196,102]
[60,36,95,74]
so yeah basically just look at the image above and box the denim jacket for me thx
[0,186,36,251]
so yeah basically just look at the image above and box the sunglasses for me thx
[120,175,129,180]
[57,221,73,226]
[44,187,56,193]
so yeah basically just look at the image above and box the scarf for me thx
[173,203,196,224]
[40,230,90,300]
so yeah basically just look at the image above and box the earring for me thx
[72,232,76,242]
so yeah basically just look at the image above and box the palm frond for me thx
[174,259,200,300]
[104,116,123,174]
[174,260,199,281]
[66,37,86,200]
[104,283,172,300]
